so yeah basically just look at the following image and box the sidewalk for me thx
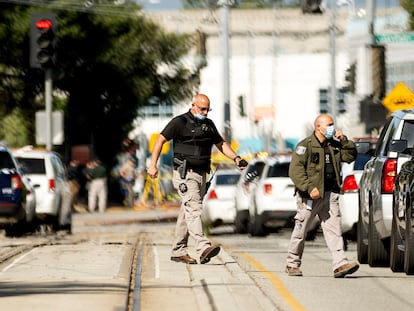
[72,202,180,226]
[73,204,276,311]
[139,231,276,311]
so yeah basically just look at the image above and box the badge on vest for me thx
[179,183,188,193]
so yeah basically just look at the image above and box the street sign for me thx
[382,82,414,112]
[375,33,414,44]
[35,110,64,145]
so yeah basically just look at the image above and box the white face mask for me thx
[324,125,335,139]
[195,113,206,121]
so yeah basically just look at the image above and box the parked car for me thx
[358,109,414,267]
[247,154,294,236]
[13,147,73,233]
[339,137,377,240]
[202,168,241,228]
[391,139,414,274]
[0,144,36,237]
[234,157,266,233]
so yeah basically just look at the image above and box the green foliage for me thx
[0,2,198,168]
[0,108,30,148]
[401,0,414,30]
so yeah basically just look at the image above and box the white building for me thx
[135,6,408,156]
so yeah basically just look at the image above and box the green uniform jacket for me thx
[288,133,357,199]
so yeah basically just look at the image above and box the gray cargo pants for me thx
[286,191,349,271]
[171,169,211,259]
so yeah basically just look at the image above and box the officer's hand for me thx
[237,159,248,170]
[334,130,344,140]
[310,187,321,200]
[147,166,158,178]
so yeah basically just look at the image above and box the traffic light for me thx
[30,12,57,69]
[371,44,386,99]
[344,63,356,93]
[319,88,328,113]
[238,95,246,117]
[338,88,346,113]
[301,0,323,14]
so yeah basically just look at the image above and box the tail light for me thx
[208,189,218,199]
[342,175,358,192]
[48,179,55,191]
[382,159,397,194]
[263,183,272,195]
[11,174,22,190]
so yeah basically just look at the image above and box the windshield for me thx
[216,174,241,185]
[267,162,290,178]
[15,157,46,174]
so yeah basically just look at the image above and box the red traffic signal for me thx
[35,19,53,31]
[30,13,57,69]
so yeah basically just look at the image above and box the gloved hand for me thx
[238,159,248,168]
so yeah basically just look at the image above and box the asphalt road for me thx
[0,208,413,311]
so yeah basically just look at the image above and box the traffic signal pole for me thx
[45,68,53,151]
[219,0,232,143]
[329,0,337,116]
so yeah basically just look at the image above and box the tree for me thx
[0,2,198,168]
[401,0,414,30]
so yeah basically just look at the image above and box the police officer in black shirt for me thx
[147,94,248,264]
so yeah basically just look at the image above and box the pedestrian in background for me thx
[286,113,359,278]
[67,160,82,212]
[119,157,137,208]
[147,93,248,264]
[86,159,108,213]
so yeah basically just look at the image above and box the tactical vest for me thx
[173,113,214,170]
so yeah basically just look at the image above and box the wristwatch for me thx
[233,155,241,162]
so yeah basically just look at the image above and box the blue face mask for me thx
[195,113,206,121]
[324,125,335,139]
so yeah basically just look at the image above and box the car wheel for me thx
[390,198,404,272]
[404,195,414,275]
[4,221,27,237]
[235,210,249,234]
[357,205,368,264]
[248,207,266,237]
[368,204,389,267]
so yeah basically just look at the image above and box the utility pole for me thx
[368,0,377,44]
[218,0,233,143]
[329,0,337,116]
[45,69,53,151]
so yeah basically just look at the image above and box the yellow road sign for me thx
[383,82,414,112]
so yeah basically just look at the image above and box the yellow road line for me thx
[240,252,307,311]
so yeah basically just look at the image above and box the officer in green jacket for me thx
[286,114,360,278]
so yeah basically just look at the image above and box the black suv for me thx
[391,138,414,274]
[0,144,36,236]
